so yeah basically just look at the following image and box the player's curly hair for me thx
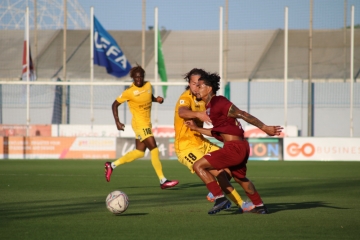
[130,64,145,79]
[199,72,221,94]
[183,68,208,90]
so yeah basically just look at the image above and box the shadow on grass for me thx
[204,201,348,216]
[265,201,348,213]
[114,213,148,217]
[0,197,107,220]
[115,182,205,190]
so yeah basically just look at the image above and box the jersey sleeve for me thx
[116,90,130,104]
[176,94,192,110]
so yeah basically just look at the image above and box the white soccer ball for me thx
[105,190,129,215]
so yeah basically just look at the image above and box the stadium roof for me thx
[0,29,359,81]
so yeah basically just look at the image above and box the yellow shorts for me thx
[176,140,220,173]
[133,126,153,142]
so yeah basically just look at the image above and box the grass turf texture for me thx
[0,160,359,240]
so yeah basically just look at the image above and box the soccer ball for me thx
[105,190,129,215]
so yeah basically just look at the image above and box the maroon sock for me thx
[246,191,263,206]
[206,181,223,197]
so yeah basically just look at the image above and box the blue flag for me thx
[93,16,131,78]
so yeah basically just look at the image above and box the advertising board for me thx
[284,137,360,161]
[0,137,116,159]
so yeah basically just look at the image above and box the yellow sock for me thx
[113,149,144,167]
[226,189,243,207]
[150,148,165,180]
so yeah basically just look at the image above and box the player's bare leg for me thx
[234,177,268,214]
[193,158,231,214]
[214,170,254,213]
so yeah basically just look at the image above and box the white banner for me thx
[52,124,175,138]
[284,137,360,161]
[244,125,297,137]
[52,125,121,137]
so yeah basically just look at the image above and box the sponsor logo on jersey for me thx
[133,90,146,96]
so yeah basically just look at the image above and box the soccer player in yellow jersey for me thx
[174,68,254,212]
[105,65,179,189]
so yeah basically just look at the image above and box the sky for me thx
[76,0,360,31]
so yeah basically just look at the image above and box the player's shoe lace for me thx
[208,197,231,215]
[206,192,215,202]
[249,205,269,214]
[160,180,179,189]
[104,162,113,182]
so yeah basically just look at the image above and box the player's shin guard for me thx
[206,181,223,198]
[113,149,144,166]
[246,191,263,206]
[226,189,243,206]
[150,148,165,180]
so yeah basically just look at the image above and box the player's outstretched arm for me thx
[185,120,212,137]
[178,107,211,124]
[112,100,125,131]
[152,95,164,104]
[228,104,282,136]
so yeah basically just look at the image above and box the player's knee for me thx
[193,160,202,173]
[134,149,145,158]
[237,177,249,183]
[193,158,209,172]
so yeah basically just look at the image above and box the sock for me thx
[150,148,165,181]
[206,181,223,198]
[246,191,263,206]
[160,178,167,184]
[226,189,243,206]
[112,149,145,167]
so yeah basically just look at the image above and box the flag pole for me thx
[62,0,68,124]
[90,7,94,129]
[154,7,158,128]
[26,6,30,137]
[350,5,354,137]
[284,7,288,135]
[141,0,146,67]
[218,6,223,96]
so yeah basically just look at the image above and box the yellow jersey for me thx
[174,89,207,153]
[116,81,153,129]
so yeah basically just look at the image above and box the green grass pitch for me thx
[1,160,359,240]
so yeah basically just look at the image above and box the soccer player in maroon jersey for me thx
[186,72,282,214]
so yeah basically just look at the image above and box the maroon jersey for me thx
[206,95,244,142]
